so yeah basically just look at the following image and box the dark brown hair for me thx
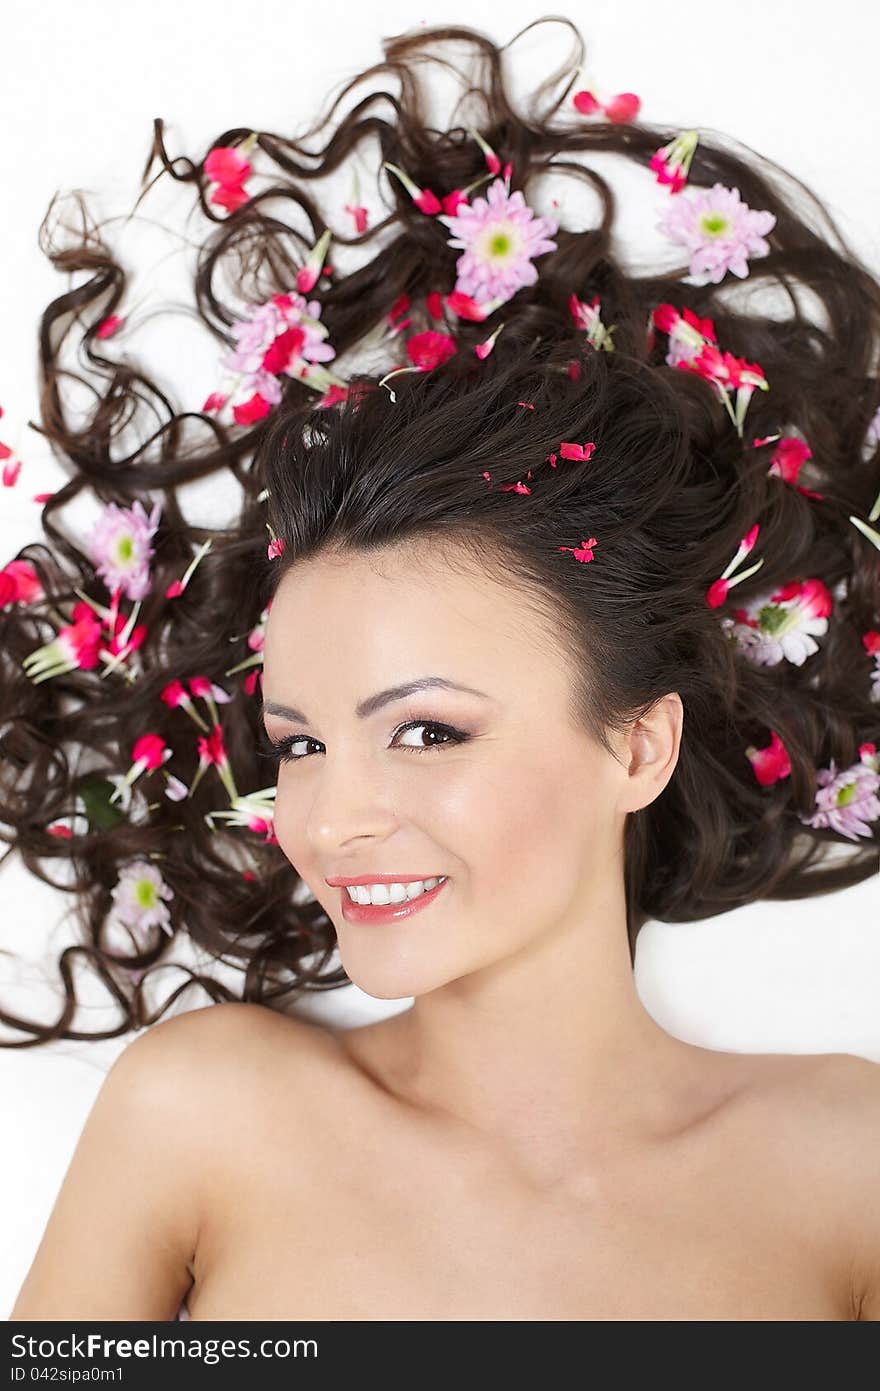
[1,16,878,1046]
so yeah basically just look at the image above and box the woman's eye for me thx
[258,720,467,766]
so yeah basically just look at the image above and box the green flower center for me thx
[836,782,857,807]
[699,212,730,237]
[135,877,158,908]
[116,535,134,562]
[489,231,512,257]
[758,603,789,634]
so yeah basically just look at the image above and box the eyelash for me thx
[257,718,469,766]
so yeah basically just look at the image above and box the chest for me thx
[186,1116,849,1320]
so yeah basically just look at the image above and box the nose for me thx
[302,747,402,856]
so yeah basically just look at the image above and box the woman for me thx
[4,16,880,1319]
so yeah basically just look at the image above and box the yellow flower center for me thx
[135,877,158,908]
[699,212,730,238]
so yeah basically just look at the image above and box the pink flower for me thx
[190,721,239,802]
[267,536,286,559]
[475,322,505,359]
[345,204,369,234]
[388,294,410,327]
[745,730,791,787]
[105,610,147,663]
[441,189,470,217]
[187,677,233,752]
[109,860,175,939]
[96,314,126,340]
[87,498,161,601]
[132,733,169,769]
[572,89,601,116]
[22,603,104,684]
[2,454,22,487]
[762,434,825,501]
[161,679,211,732]
[571,84,640,124]
[706,525,763,607]
[207,290,340,423]
[296,230,332,295]
[468,127,502,175]
[602,92,641,123]
[656,183,776,286]
[444,290,505,322]
[557,537,599,563]
[799,748,880,842]
[204,144,254,213]
[0,559,44,606]
[406,331,457,371]
[437,176,559,307]
[568,292,616,351]
[381,162,442,214]
[109,733,172,805]
[205,145,252,187]
[317,383,349,409]
[189,675,231,701]
[649,130,699,195]
[720,578,833,667]
[651,303,718,366]
[211,184,251,213]
[559,441,598,462]
[233,393,273,426]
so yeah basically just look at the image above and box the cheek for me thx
[468,746,593,901]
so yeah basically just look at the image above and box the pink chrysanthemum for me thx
[109,860,175,939]
[438,177,558,306]
[87,499,161,601]
[205,291,341,423]
[799,753,880,842]
[655,182,776,285]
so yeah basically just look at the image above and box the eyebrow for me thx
[262,676,494,725]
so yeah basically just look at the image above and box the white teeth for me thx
[345,876,446,906]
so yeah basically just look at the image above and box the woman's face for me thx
[260,545,638,1000]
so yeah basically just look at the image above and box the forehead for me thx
[264,546,566,675]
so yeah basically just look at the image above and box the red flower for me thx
[406,331,457,371]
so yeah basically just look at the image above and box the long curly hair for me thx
[1,16,878,1047]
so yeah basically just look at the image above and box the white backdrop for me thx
[1,0,878,1317]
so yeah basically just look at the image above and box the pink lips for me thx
[340,876,449,923]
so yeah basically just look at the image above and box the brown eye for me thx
[392,720,466,754]
[257,719,468,765]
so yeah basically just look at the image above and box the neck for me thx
[350,876,700,1187]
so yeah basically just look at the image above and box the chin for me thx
[336,940,463,1001]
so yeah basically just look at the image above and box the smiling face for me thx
[260,542,666,1001]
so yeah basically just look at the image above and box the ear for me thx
[616,692,684,815]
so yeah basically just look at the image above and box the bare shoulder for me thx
[140,1000,333,1086]
[732,1049,880,1321]
[9,1001,310,1320]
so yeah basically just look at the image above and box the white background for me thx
[1,0,878,1317]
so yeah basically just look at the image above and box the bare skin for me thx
[11,544,878,1321]
[180,1005,872,1322]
